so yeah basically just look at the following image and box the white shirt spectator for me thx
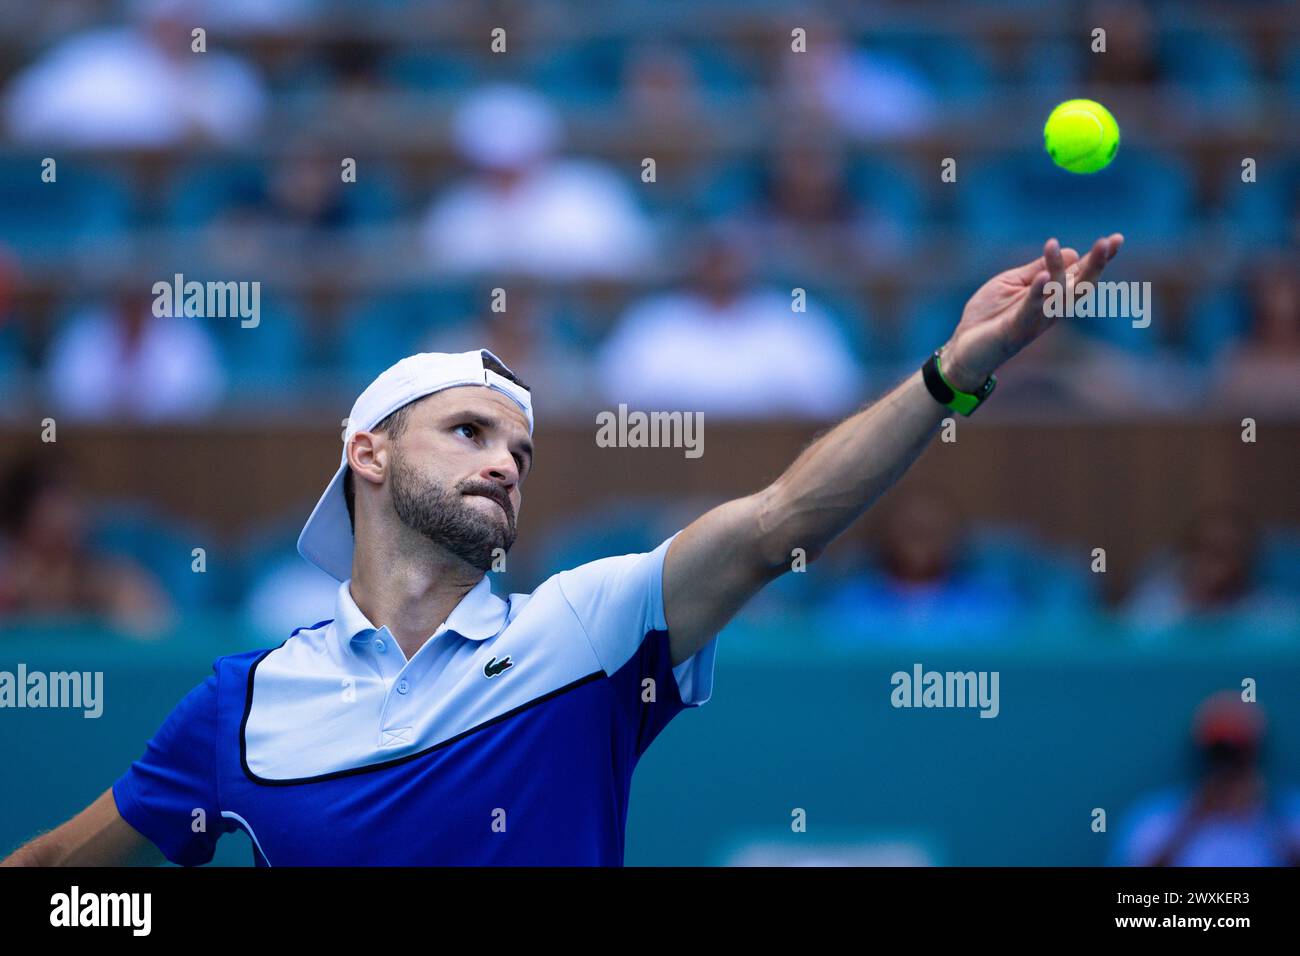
[242,555,340,645]
[781,39,938,140]
[597,289,865,418]
[5,26,266,147]
[421,159,656,279]
[46,306,226,421]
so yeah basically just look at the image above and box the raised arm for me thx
[1,787,163,866]
[663,234,1124,664]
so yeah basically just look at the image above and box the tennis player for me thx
[2,234,1122,866]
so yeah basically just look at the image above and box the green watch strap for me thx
[922,349,997,416]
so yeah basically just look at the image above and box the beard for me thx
[387,452,517,573]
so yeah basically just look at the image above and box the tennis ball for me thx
[1044,99,1119,174]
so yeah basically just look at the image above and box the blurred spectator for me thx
[596,223,864,418]
[813,487,1023,644]
[0,457,173,637]
[776,23,938,140]
[622,43,705,132]
[4,0,267,148]
[1111,692,1300,866]
[1212,266,1300,414]
[747,139,907,270]
[186,0,312,33]
[242,553,338,644]
[1085,0,1160,87]
[421,83,656,279]
[434,289,596,413]
[45,290,226,422]
[1123,505,1300,639]
[755,141,860,231]
[0,247,20,376]
[210,144,358,233]
[990,318,1179,413]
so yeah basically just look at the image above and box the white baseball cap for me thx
[297,348,534,581]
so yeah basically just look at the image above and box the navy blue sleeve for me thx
[626,629,696,758]
[556,533,718,759]
[111,668,234,866]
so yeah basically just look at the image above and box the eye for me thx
[455,423,478,441]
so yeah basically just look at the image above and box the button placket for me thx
[376,628,451,748]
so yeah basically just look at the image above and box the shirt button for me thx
[374,639,386,653]
[397,679,409,694]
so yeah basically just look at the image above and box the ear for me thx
[347,430,387,488]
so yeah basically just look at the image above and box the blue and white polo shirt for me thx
[112,533,717,866]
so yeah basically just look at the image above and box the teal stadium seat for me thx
[382,50,478,93]
[1260,529,1300,593]
[1220,156,1298,246]
[88,501,221,611]
[336,285,476,392]
[199,291,306,393]
[962,523,1097,616]
[959,147,1192,248]
[0,157,130,258]
[1159,29,1258,109]
[1186,288,1249,366]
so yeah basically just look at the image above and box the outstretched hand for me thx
[940,233,1125,391]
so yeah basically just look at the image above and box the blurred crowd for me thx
[0,0,1297,419]
[2,453,1297,645]
[0,0,1297,646]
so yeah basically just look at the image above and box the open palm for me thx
[941,233,1125,391]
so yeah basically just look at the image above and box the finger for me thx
[1008,239,1077,284]
[1044,237,1068,290]
[1072,232,1123,286]
[1070,236,1110,286]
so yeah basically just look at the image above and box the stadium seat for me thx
[1259,528,1300,593]
[0,157,131,257]
[336,284,477,391]
[166,159,403,228]
[202,291,307,392]
[381,50,479,93]
[1218,155,1298,246]
[1020,39,1084,94]
[88,500,222,610]
[962,523,1097,616]
[958,147,1193,248]
[847,155,927,235]
[165,160,267,228]
[1159,29,1259,108]
[528,498,676,585]
[1283,39,1300,105]
[1185,288,1249,365]
[528,39,630,107]
[896,288,970,366]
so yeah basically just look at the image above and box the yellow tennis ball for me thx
[1044,99,1120,174]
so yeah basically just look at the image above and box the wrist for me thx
[938,341,990,393]
[921,345,998,417]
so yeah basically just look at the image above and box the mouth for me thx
[466,491,511,522]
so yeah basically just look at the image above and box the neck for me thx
[349,528,483,659]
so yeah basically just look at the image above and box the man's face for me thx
[381,386,533,572]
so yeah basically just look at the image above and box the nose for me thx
[479,449,519,490]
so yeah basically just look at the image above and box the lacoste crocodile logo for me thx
[483,656,514,678]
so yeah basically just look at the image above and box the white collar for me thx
[332,575,508,647]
